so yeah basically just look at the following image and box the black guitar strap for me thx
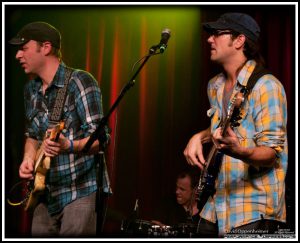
[242,64,271,97]
[230,65,271,127]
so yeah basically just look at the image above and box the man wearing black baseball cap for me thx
[9,21,61,49]
[9,22,111,237]
[184,13,288,237]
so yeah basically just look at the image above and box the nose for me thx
[207,35,214,44]
[15,50,23,60]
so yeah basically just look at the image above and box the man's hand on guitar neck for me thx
[212,127,277,167]
[211,126,241,156]
[43,133,71,157]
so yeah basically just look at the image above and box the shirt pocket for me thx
[25,109,47,139]
[61,94,76,137]
[25,109,39,122]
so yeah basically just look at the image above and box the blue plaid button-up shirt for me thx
[24,63,112,215]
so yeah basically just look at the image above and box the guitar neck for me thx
[202,119,229,171]
[198,93,240,185]
[196,92,244,212]
[34,145,45,172]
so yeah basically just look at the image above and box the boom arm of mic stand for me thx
[82,53,153,154]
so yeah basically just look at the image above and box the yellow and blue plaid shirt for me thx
[24,63,112,215]
[201,60,288,235]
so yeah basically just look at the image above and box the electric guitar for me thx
[196,91,244,212]
[24,121,64,211]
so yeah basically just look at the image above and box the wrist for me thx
[238,147,252,162]
[23,154,34,163]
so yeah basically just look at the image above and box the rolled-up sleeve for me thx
[252,75,288,156]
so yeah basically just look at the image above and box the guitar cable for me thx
[7,180,31,207]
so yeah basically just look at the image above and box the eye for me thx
[210,30,233,37]
[19,46,28,51]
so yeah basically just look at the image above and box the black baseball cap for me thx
[9,21,61,49]
[203,12,260,42]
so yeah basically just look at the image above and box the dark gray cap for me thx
[9,21,61,48]
[203,12,260,42]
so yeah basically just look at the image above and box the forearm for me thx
[199,126,212,144]
[72,136,101,155]
[184,126,212,169]
[23,137,39,161]
[213,127,277,167]
[237,145,277,167]
[19,137,39,179]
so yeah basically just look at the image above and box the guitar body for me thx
[197,150,223,212]
[25,122,64,211]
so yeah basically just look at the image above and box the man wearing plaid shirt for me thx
[184,13,287,237]
[10,21,111,237]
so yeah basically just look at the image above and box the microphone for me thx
[149,28,171,54]
[159,28,171,53]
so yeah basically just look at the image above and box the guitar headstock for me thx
[221,91,245,133]
[229,91,244,128]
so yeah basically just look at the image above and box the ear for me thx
[234,34,246,49]
[42,41,53,55]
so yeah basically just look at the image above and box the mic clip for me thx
[149,44,159,54]
[149,43,167,54]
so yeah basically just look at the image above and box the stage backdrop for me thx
[4,4,295,237]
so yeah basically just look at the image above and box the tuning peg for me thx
[231,122,240,127]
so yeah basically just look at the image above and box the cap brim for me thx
[8,37,28,46]
[203,21,231,32]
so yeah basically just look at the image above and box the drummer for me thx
[151,169,200,227]
[151,169,219,237]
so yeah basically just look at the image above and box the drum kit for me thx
[120,219,201,238]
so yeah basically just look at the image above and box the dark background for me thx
[4,4,296,238]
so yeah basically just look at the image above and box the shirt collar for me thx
[33,62,67,91]
[50,62,67,88]
[236,59,257,87]
[213,60,257,90]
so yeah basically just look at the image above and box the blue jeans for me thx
[31,192,97,237]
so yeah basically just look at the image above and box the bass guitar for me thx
[24,121,65,211]
[196,91,244,212]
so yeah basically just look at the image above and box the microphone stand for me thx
[82,45,161,154]
[82,45,164,236]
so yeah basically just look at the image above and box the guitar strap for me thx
[38,66,73,182]
[230,65,271,127]
[49,66,74,124]
[242,64,271,97]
